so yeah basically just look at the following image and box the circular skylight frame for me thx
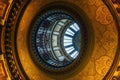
[31,10,82,68]
[28,2,93,78]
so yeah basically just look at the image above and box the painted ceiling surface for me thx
[0,0,120,80]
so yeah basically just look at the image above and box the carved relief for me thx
[96,5,113,25]
[101,31,117,51]
[111,0,120,17]
[0,0,13,26]
[0,1,8,19]
[95,56,112,75]
[95,0,104,7]
[87,0,96,5]
[93,42,106,60]
[0,0,118,79]
[0,60,7,79]
[87,0,103,7]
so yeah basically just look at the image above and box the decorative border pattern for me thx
[4,0,29,79]
[0,0,13,26]
[103,0,120,80]
[111,0,120,17]
[30,8,89,73]
[2,0,120,79]
[0,0,8,19]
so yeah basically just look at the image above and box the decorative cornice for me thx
[0,0,13,26]
[1,0,120,79]
[4,0,30,79]
[103,0,120,79]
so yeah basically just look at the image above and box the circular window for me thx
[29,3,93,77]
[31,10,82,68]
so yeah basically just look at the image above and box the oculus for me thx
[30,10,82,68]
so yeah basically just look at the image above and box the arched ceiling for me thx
[0,0,120,80]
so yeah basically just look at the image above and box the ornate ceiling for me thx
[0,0,120,80]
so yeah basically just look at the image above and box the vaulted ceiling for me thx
[0,0,120,80]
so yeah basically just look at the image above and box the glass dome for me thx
[31,10,82,68]
[63,22,81,59]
